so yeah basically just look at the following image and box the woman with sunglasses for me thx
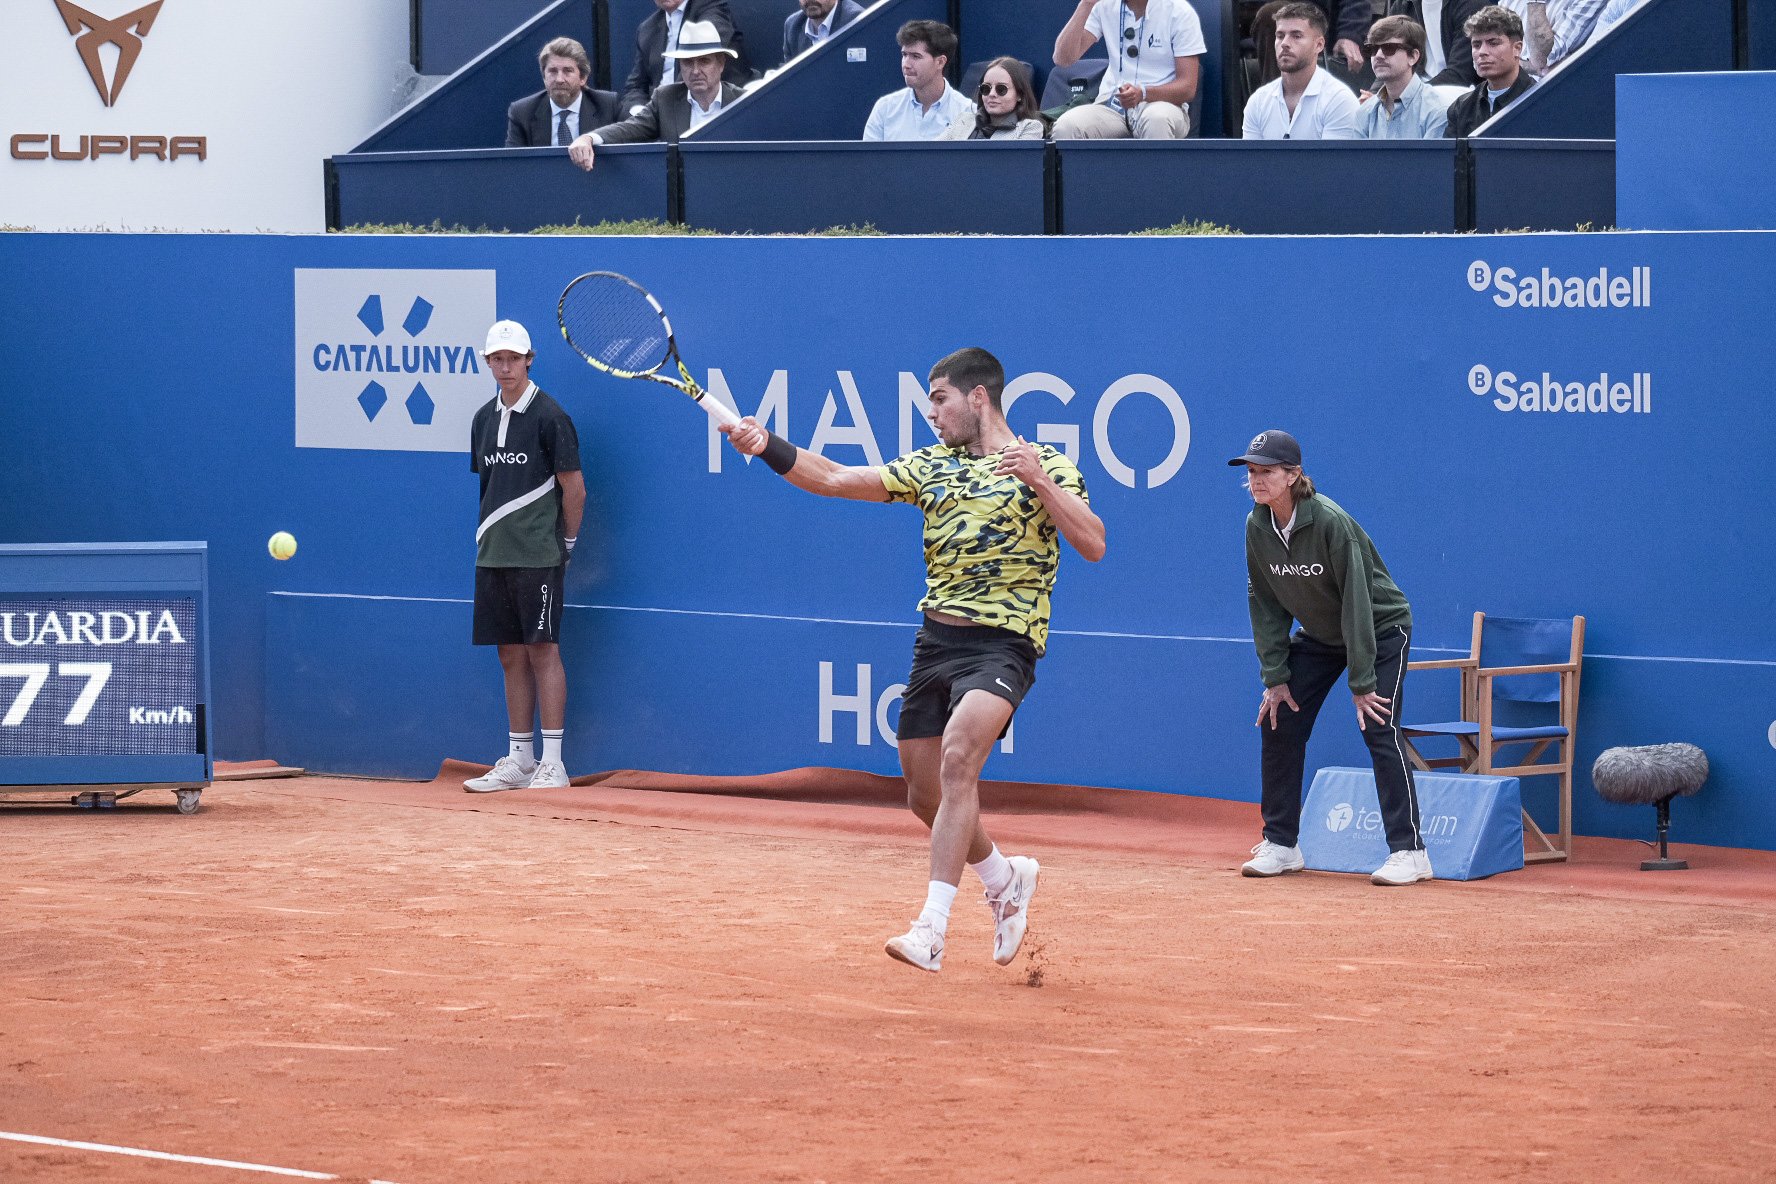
[939,58,1046,140]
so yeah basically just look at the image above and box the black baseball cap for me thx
[1227,430,1301,468]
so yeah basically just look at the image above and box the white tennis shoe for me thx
[526,760,570,789]
[1242,839,1306,877]
[1371,848,1434,885]
[988,855,1040,966]
[464,755,537,793]
[884,919,944,972]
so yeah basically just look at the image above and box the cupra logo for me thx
[54,0,164,106]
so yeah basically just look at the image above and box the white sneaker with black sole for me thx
[884,919,944,972]
[1242,839,1306,877]
[464,755,537,793]
[526,759,570,789]
[1371,848,1434,885]
[988,856,1040,966]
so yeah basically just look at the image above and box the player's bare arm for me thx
[721,416,890,502]
[559,469,587,538]
[994,437,1106,561]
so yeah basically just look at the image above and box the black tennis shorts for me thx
[473,565,565,646]
[897,617,1039,741]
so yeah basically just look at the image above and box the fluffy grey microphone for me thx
[1591,743,1709,806]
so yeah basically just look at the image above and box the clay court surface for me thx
[4,765,1774,1184]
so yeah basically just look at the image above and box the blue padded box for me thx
[1299,767,1525,881]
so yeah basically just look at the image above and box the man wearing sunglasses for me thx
[1356,16,1450,138]
[1052,0,1205,139]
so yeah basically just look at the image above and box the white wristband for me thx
[564,536,577,552]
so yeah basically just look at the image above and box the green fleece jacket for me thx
[1245,493,1412,694]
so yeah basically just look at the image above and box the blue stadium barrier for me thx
[411,0,552,76]
[1466,139,1614,231]
[1749,0,1776,67]
[691,0,949,143]
[1617,72,1776,231]
[962,0,1234,137]
[679,141,1047,233]
[329,145,670,231]
[1481,0,1734,140]
[1055,140,1459,234]
[5,230,1776,851]
[356,0,598,153]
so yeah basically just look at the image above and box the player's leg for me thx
[900,736,992,859]
[1244,634,1343,873]
[519,565,570,788]
[1365,625,1433,885]
[466,568,539,793]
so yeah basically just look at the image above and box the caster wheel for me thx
[174,789,202,815]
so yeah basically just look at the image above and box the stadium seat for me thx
[1401,612,1586,864]
[1039,58,1109,116]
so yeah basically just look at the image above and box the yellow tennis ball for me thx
[267,531,298,561]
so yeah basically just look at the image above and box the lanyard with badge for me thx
[1111,0,1147,113]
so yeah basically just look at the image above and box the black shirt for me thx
[469,383,581,568]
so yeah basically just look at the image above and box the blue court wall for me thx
[2,231,1774,851]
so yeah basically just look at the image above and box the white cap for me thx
[664,20,738,59]
[482,319,533,357]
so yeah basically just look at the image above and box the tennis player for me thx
[1233,430,1432,885]
[463,320,587,793]
[721,348,1106,972]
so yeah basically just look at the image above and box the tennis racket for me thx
[556,271,738,427]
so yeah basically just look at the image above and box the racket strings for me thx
[560,276,671,375]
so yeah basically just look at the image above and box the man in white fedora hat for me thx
[569,19,744,167]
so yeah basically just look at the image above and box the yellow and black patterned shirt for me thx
[878,442,1089,656]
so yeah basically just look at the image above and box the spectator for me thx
[862,21,972,141]
[1242,2,1360,139]
[1443,4,1537,137]
[1586,0,1644,44]
[1051,0,1204,140]
[506,37,621,148]
[569,21,742,166]
[621,0,735,116]
[1357,16,1449,138]
[783,0,865,65]
[1322,0,1376,78]
[1498,0,1607,72]
[1383,0,1487,85]
[939,58,1046,140]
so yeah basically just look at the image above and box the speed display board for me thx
[0,543,211,790]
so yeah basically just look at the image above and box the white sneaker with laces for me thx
[526,759,570,789]
[884,919,944,972]
[1371,848,1434,885]
[1242,839,1306,877]
[987,855,1040,966]
[464,755,537,793]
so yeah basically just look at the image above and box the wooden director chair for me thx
[1401,613,1586,863]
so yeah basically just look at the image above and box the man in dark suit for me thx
[781,0,866,65]
[1386,0,1487,85]
[571,20,745,165]
[506,37,622,147]
[620,0,736,115]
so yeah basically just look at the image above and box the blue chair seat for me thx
[1404,721,1570,741]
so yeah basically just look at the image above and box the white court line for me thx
[0,1130,403,1183]
[267,591,1776,666]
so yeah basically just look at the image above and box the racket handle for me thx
[697,394,739,428]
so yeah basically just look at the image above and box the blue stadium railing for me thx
[410,0,548,76]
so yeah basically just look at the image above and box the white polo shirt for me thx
[1241,66,1362,140]
[1084,0,1207,104]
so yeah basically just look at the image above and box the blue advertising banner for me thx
[1299,767,1525,881]
[1,230,1773,849]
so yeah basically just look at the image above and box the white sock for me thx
[971,845,1014,897]
[541,729,563,764]
[509,732,534,763]
[917,880,958,936]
